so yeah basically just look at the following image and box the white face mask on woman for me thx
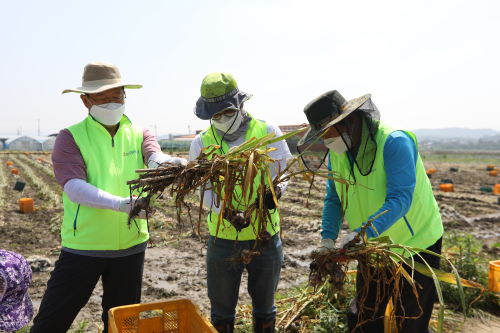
[88,101,125,126]
[212,110,243,134]
[324,133,351,155]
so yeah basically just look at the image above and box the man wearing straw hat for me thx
[299,90,444,333]
[189,72,292,333]
[30,61,187,333]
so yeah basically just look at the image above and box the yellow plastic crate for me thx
[108,299,217,333]
[489,260,500,294]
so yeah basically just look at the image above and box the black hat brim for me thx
[297,94,371,146]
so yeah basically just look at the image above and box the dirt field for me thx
[0,153,499,332]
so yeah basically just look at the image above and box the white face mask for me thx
[89,102,125,126]
[324,133,351,155]
[212,111,243,134]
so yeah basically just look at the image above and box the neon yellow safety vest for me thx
[61,115,149,251]
[330,121,443,255]
[200,115,280,241]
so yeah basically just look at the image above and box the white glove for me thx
[170,157,188,167]
[148,152,187,168]
[118,196,149,219]
[341,231,360,249]
[317,238,335,254]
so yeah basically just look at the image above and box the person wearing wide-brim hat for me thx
[0,250,34,332]
[189,72,292,333]
[300,90,444,333]
[30,61,187,333]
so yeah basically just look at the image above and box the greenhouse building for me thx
[5,136,44,151]
[42,136,57,151]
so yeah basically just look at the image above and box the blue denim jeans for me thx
[206,234,284,323]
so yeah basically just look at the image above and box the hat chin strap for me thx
[210,119,225,154]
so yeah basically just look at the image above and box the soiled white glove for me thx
[148,152,187,168]
[170,157,188,167]
[341,231,360,249]
[118,196,149,219]
[317,238,335,254]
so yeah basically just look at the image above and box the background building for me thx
[0,134,58,151]
[5,136,44,151]
[279,125,327,153]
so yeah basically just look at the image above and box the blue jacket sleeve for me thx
[321,156,343,240]
[354,131,418,239]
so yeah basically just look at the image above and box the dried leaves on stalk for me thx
[125,128,318,249]
[309,213,484,333]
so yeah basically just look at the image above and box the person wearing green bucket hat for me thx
[299,90,444,333]
[190,72,292,333]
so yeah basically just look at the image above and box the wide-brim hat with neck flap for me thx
[62,61,142,94]
[193,71,252,120]
[297,90,371,146]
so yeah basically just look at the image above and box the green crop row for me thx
[18,154,56,180]
[11,156,61,206]
[0,156,8,207]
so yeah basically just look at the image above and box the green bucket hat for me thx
[193,72,252,120]
[297,90,371,146]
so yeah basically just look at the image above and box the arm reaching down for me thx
[318,157,344,253]
[321,156,343,241]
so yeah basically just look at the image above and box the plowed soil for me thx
[0,153,499,332]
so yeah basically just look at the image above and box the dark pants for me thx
[206,234,284,324]
[347,237,442,333]
[30,250,145,333]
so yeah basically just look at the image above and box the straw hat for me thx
[62,61,142,94]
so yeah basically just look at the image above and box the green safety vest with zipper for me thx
[330,121,443,254]
[200,115,280,241]
[61,115,149,251]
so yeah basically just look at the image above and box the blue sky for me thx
[0,0,499,136]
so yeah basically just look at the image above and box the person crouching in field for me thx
[189,72,292,333]
[299,90,444,333]
[30,61,187,333]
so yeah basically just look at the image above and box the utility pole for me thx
[188,124,191,135]
[38,119,40,136]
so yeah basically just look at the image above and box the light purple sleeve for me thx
[51,129,87,188]
[142,128,162,164]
